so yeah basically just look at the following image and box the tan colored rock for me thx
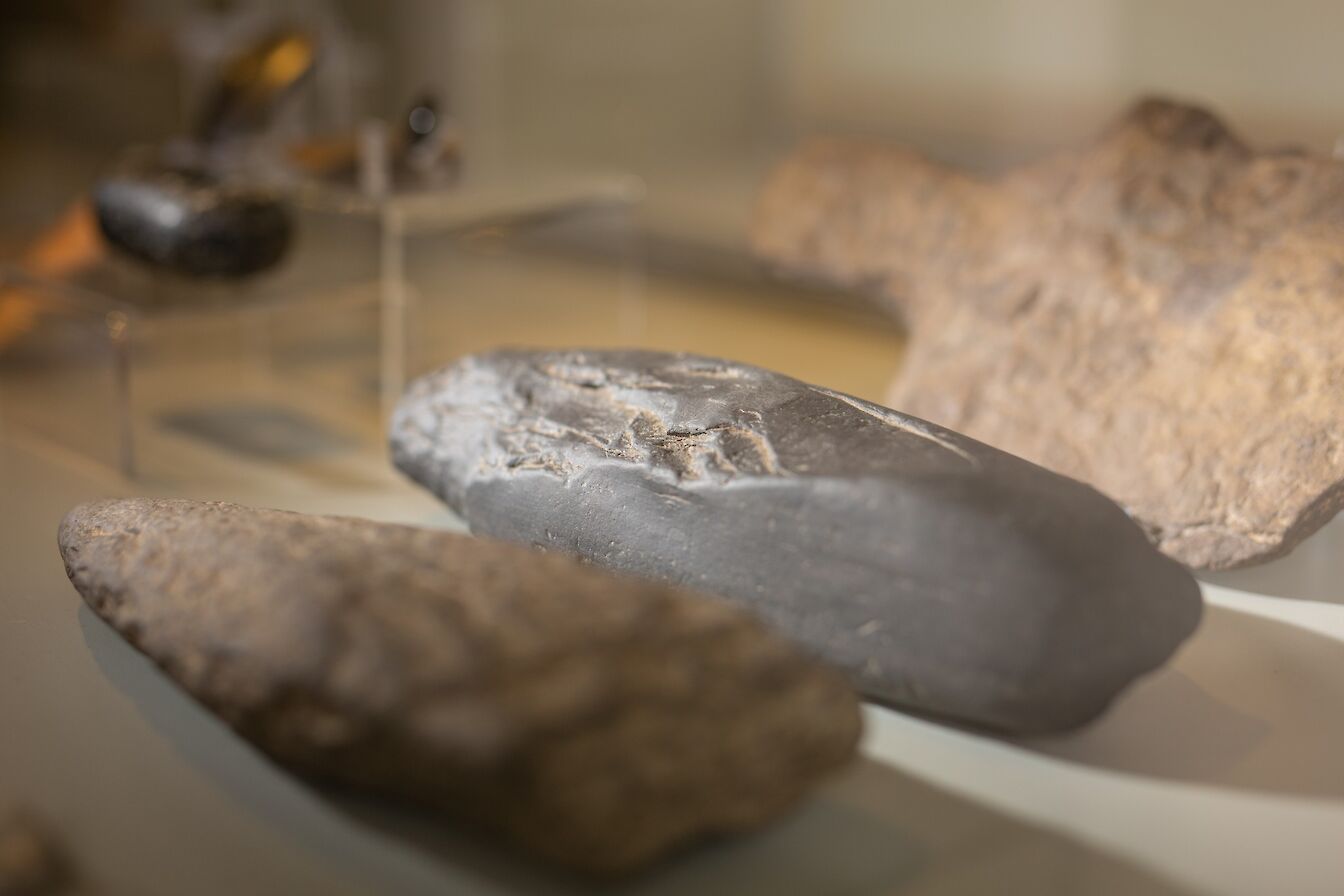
[752,97,1344,570]
[58,499,860,876]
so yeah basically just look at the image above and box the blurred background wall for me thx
[774,0,1344,163]
[5,0,1344,249]
[430,0,1344,170]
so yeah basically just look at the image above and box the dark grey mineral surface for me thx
[391,349,1203,734]
[94,164,293,278]
[58,499,860,876]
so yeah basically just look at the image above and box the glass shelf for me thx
[0,173,645,481]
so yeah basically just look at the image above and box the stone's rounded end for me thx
[992,544,1204,736]
[839,469,1203,735]
[1004,474,1205,732]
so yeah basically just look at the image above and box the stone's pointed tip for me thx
[391,348,1202,735]
[57,498,121,552]
[58,498,188,554]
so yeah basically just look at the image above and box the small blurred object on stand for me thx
[0,0,398,354]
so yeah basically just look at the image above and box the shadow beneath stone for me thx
[333,758,1194,896]
[1200,516,1344,604]
[77,603,478,895]
[78,603,1191,895]
[1017,604,1344,799]
[157,403,359,463]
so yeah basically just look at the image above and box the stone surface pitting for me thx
[751,97,1344,570]
[58,498,860,876]
[391,348,1202,734]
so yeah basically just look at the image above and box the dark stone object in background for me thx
[752,97,1344,570]
[94,163,294,278]
[391,349,1202,734]
[58,499,859,876]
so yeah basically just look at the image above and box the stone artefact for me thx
[390,349,1201,734]
[751,97,1344,570]
[58,499,859,876]
[94,163,293,278]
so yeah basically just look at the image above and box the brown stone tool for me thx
[753,97,1344,570]
[58,499,860,876]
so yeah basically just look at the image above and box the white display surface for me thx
[2,230,1340,895]
[4,414,1343,895]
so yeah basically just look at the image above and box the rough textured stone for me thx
[390,349,1202,734]
[751,97,1344,570]
[94,164,293,278]
[58,499,859,876]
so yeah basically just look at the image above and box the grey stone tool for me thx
[391,349,1203,734]
[58,499,860,876]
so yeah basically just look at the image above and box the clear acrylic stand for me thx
[288,171,647,417]
[0,265,136,474]
[0,173,645,482]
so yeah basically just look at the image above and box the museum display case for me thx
[0,175,643,480]
[0,213,381,480]
[3,4,1343,895]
